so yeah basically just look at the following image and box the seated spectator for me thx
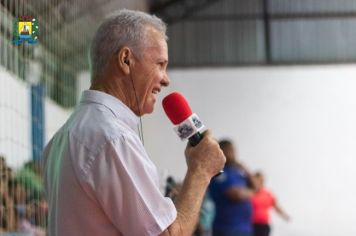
[0,156,6,173]
[0,156,47,234]
[9,179,46,236]
[0,162,15,232]
[15,160,44,201]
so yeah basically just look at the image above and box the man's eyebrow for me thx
[157,58,168,63]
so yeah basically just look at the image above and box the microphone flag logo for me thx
[174,113,204,140]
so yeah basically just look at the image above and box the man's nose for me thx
[161,73,170,87]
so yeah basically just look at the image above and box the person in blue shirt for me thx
[209,139,257,236]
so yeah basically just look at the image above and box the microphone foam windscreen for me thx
[162,92,193,125]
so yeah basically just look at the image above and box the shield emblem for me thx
[13,16,38,45]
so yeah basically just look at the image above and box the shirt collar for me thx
[80,90,139,132]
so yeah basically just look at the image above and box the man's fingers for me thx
[201,129,212,139]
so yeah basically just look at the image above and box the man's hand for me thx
[184,130,226,180]
[161,130,225,236]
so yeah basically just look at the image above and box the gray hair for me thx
[90,9,167,80]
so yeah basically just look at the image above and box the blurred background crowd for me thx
[0,156,46,235]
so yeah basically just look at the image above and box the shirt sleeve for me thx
[269,190,276,207]
[83,133,177,236]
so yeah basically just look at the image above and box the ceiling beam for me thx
[150,0,222,24]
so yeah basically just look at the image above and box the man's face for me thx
[131,26,169,116]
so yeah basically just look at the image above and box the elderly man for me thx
[42,9,225,236]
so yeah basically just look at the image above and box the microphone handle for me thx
[188,132,202,146]
[188,132,223,177]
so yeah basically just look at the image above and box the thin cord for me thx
[129,75,145,146]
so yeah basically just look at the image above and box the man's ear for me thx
[117,47,131,75]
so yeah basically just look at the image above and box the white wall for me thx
[44,99,72,143]
[0,67,31,168]
[143,64,356,236]
[0,66,72,168]
[76,71,91,104]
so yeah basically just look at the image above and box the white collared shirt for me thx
[43,90,177,236]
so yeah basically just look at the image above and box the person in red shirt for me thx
[251,172,290,236]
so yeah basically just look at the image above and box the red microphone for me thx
[162,92,204,146]
[163,92,224,175]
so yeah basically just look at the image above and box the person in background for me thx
[194,192,215,236]
[209,139,256,236]
[15,160,43,202]
[0,176,15,232]
[0,156,16,232]
[0,159,47,235]
[252,171,290,236]
[14,160,47,229]
[165,176,178,200]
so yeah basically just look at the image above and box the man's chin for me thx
[141,105,155,116]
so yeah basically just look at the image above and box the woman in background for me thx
[251,172,290,236]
